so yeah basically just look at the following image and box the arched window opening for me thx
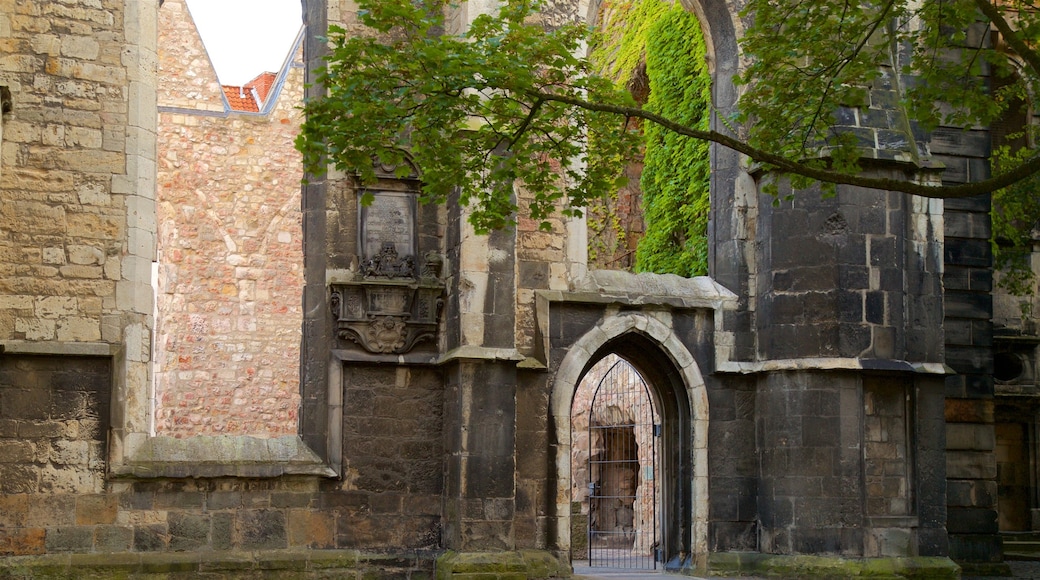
[152,0,305,437]
[585,0,712,277]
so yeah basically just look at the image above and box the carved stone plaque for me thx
[360,191,416,266]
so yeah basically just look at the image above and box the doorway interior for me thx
[571,354,662,570]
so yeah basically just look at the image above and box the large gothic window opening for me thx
[571,354,662,570]
[152,0,305,437]
[585,0,712,277]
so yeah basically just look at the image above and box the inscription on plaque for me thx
[360,191,416,263]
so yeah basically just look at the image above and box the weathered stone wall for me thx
[935,151,1001,562]
[154,0,223,113]
[340,364,445,540]
[993,238,1040,335]
[0,355,110,498]
[0,0,147,346]
[153,0,303,437]
[0,0,158,472]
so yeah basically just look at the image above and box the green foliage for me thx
[634,6,711,277]
[296,0,1040,269]
[297,0,640,234]
[735,0,1040,191]
[589,0,671,86]
[993,146,1040,299]
[585,1,711,277]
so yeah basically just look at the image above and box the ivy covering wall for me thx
[588,0,712,277]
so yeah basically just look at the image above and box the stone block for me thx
[168,512,210,551]
[234,509,287,550]
[0,440,34,463]
[45,526,94,552]
[75,494,118,525]
[133,523,168,552]
[947,507,998,534]
[945,399,993,423]
[0,527,46,556]
[288,509,335,548]
[947,450,997,479]
[946,423,995,451]
[94,525,133,552]
[211,512,233,551]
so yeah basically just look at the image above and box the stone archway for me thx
[550,310,709,567]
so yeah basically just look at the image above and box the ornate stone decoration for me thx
[330,256,445,355]
[364,316,408,353]
[361,242,415,278]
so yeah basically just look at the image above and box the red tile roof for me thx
[221,84,260,112]
[221,72,278,113]
[245,72,277,104]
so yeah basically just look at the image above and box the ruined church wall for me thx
[153,0,303,437]
[154,0,223,113]
[0,0,152,348]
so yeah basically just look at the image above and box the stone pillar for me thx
[442,200,520,550]
[443,360,518,550]
[751,177,949,560]
[942,193,1001,566]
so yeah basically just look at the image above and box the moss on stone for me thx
[436,550,571,579]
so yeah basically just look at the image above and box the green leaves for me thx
[298,0,640,233]
[297,0,1040,246]
[615,3,712,277]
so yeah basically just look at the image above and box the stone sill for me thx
[0,340,118,357]
[715,358,954,375]
[0,549,441,576]
[545,270,739,311]
[110,435,337,478]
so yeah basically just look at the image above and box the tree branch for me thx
[975,0,1040,79]
[531,89,1040,198]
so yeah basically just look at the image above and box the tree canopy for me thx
[295,0,1040,237]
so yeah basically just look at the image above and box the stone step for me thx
[1003,532,1040,560]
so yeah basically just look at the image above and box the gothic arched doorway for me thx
[572,355,662,569]
[552,310,709,571]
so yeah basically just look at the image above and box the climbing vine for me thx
[587,1,712,277]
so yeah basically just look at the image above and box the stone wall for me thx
[0,0,145,346]
[0,355,110,498]
[153,0,303,437]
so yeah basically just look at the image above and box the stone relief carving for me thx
[361,242,415,278]
[330,266,445,355]
[333,156,444,356]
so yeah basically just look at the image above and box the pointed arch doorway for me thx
[573,354,662,569]
[550,310,711,572]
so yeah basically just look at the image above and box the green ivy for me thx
[636,6,711,277]
[588,1,712,277]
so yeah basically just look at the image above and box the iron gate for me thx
[587,357,660,569]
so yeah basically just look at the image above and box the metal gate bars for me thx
[587,357,660,569]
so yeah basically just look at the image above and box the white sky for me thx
[184,0,303,86]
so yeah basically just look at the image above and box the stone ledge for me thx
[110,435,337,478]
[549,270,739,311]
[0,340,118,357]
[708,552,960,579]
[437,346,526,364]
[0,549,439,578]
[716,358,955,375]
